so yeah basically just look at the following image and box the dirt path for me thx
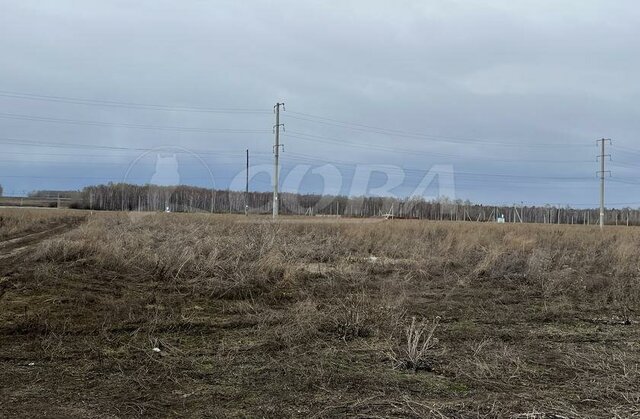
[0,223,79,298]
[0,222,83,299]
[0,223,77,260]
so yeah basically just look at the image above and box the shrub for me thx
[386,316,441,372]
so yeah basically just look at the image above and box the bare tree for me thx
[67,182,640,225]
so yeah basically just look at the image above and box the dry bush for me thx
[329,292,375,341]
[322,292,404,341]
[386,316,441,372]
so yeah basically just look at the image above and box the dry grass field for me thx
[1,209,640,417]
[0,208,84,241]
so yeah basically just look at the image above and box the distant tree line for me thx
[63,182,640,226]
[28,190,80,199]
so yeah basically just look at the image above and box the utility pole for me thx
[273,102,285,218]
[597,138,612,229]
[245,149,249,216]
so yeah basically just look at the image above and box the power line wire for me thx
[282,148,593,166]
[0,112,270,134]
[0,150,273,160]
[285,111,591,148]
[266,153,596,183]
[0,89,271,114]
[284,131,590,159]
[0,136,273,156]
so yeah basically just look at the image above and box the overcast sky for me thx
[1,0,639,206]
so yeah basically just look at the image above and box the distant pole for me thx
[600,139,605,228]
[245,149,249,216]
[273,102,285,218]
[598,138,612,229]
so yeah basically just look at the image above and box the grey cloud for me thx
[0,0,638,205]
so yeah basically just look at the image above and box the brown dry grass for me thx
[1,211,640,417]
[0,208,85,241]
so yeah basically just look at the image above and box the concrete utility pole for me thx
[597,138,612,229]
[273,103,285,218]
[245,149,249,216]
